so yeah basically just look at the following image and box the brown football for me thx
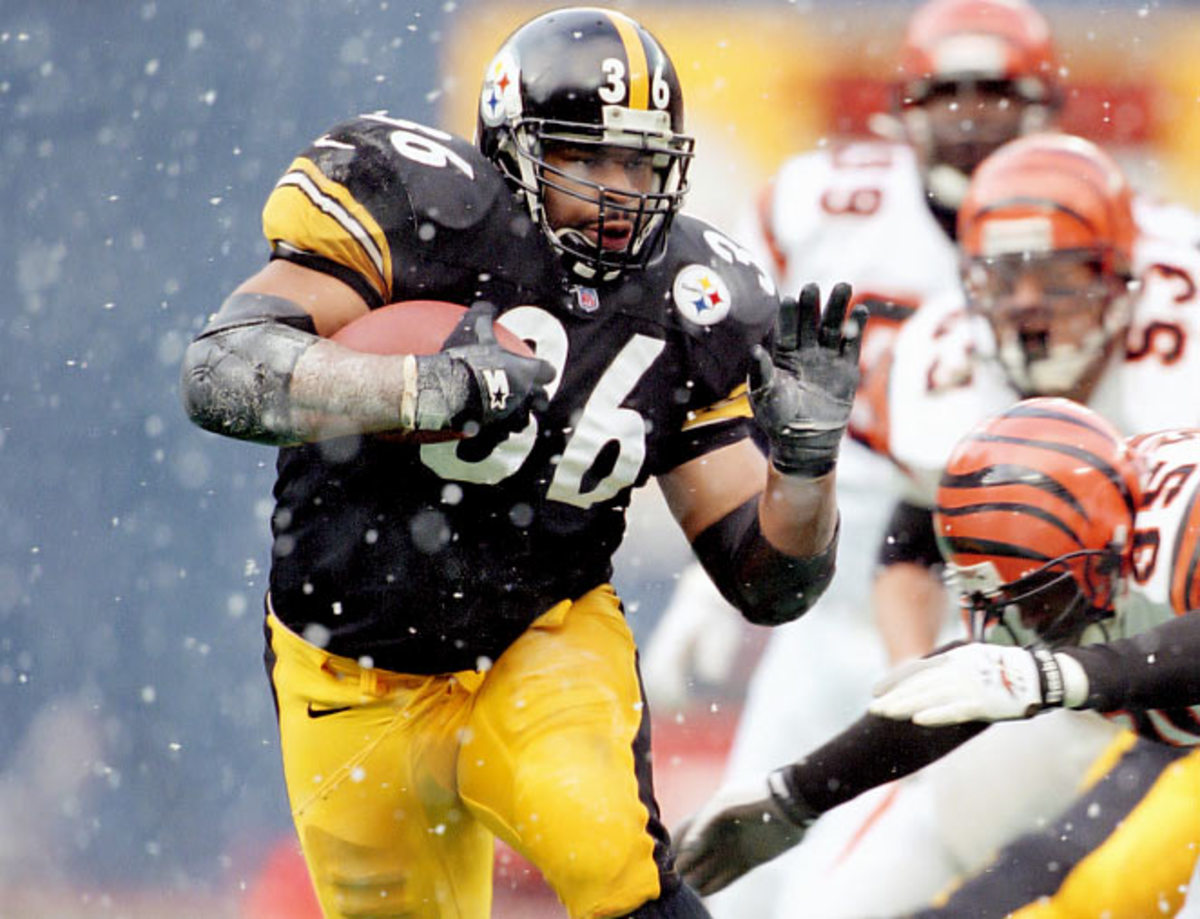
[331,300,533,443]
[332,300,532,356]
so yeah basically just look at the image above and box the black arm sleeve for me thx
[877,499,943,569]
[1059,613,1200,712]
[691,495,838,627]
[778,714,988,815]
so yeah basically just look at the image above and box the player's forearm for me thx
[758,463,839,556]
[777,714,986,815]
[180,320,416,445]
[1060,613,1200,712]
[873,562,947,664]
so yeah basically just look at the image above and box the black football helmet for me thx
[476,7,694,281]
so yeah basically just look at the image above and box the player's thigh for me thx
[928,710,1123,871]
[267,611,493,919]
[918,736,1200,919]
[459,585,665,919]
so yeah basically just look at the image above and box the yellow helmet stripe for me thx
[608,11,649,110]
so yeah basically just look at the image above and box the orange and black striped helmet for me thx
[897,0,1059,105]
[935,397,1140,643]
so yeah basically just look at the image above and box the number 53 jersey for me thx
[857,195,1200,506]
[257,114,780,675]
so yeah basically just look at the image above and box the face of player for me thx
[539,143,660,254]
[919,81,1029,177]
[963,251,1128,399]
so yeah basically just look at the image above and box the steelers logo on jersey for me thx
[480,51,521,127]
[672,264,732,326]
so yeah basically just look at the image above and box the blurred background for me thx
[2,0,1199,915]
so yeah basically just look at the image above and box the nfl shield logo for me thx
[574,286,600,313]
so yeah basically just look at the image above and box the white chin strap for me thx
[997,291,1133,397]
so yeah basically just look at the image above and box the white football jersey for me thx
[861,196,1200,506]
[740,141,961,365]
[732,140,965,611]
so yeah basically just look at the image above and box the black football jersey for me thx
[263,115,780,673]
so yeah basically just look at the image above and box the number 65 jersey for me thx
[257,114,780,676]
[1061,429,1200,746]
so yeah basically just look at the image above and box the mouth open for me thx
[587,221,634,252]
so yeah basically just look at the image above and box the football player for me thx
[179,7,863,919]
[677,398,1200,916]
[640,1,1068,914]
[819,131,1200,917]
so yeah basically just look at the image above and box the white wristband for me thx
[1054,652,1090,708]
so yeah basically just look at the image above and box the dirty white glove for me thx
[675,769,816,896]
[869,642,1088,727]
[640,564,745,708]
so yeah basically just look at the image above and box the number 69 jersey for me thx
[258,115,779,675]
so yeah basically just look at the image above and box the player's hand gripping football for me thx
[749,283,867,477]
[415,300,555,434]
[674,769,818,896]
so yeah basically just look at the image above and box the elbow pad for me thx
[181,316,316,445]
[691,497,838,626]
[877,500,942,569]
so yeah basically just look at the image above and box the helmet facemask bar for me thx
[963,248,1137,398]
[505,109,694,279]
[948,548,1122,646]
[899,78,1056,211]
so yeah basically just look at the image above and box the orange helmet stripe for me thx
[1169,486,1200,613]
[608,11,650,110]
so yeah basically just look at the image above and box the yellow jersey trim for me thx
[262,156,392,300]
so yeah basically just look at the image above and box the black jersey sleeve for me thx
[877,499,943,569]
[779,714,987,814]
[261,114,566,314]
[647,215,781,474]
[1061,613,1200,713]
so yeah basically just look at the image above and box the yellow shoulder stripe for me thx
[261,156,392,300]
[682,383,753,432]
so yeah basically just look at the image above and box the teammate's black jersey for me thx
[263,115,780,674]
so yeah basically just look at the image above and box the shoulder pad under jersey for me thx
[653,214,779,340]
[262,113,555,307]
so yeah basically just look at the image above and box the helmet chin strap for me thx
[997,333,1109,397]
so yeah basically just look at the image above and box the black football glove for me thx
[675,768,819,896]
[749,282,867,478]
[413,301,555,435]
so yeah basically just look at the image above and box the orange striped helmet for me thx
[898,0,1058,102]
[894,0,1061,209]
[958,134,1138,399]
[935,397,1140,643]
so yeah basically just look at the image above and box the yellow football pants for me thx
[265,583,665,919]
[916,730,1200,918]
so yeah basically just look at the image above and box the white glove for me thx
[869,642,1089,727]
[674,770,815,896]
[640,564,745,708]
